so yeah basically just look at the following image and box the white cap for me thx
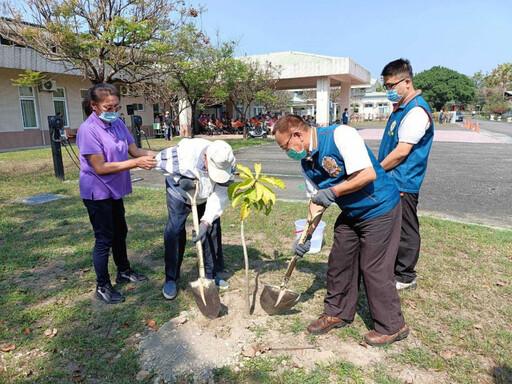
[206,140,236,183]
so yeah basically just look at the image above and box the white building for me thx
[350,78,392,122]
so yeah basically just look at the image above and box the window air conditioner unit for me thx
[120,85,130,97]
[38,80,58,92]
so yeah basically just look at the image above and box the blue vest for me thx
[303,126,400,220]
[378,93,434,193]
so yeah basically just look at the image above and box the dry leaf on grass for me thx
[145,319,156,328]
[496,281,506,287]
[43,328,58,337]
[73,375,84,382]
[1,344,15,352]
[107,359,115,364]
[403,299,417,309]
[241,346,256,358]
[22,328,31,335]
[122,322,130,328]
[125,286,135,291]
[473,323,483,330]
[359,341,368,348]
[440,350,456,360]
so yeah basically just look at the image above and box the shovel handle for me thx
[282,199,326,285]
[185,181,206,280]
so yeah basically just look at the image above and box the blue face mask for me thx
[286,136,307,160]
[98,111,119,123]
[386,90,402,102]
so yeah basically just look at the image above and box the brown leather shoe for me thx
[306,313,350,335]
[364,324,409,347]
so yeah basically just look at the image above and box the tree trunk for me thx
[241,221,250,315]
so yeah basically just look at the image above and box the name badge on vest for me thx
[388,120,397,136]
[322,156,342,177]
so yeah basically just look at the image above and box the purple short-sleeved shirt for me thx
[77,113,135,200]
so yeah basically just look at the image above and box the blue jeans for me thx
[83,198,131,286]
[164,177,224,282]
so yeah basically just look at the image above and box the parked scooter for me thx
[247,121,268,138]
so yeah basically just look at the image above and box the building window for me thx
[133,103,144,112]
[18,86,38,129]
[378,103,389,114]
[53,87,69,127]
[80,89,89,121]
[364,103,374,108]
[153,103,160,115]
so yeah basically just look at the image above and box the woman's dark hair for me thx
[82,83,120,117]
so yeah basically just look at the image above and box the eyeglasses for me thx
[383,78,407,90]
[280,132,295,151]
[95,103,121,112]
[101,105,122,112]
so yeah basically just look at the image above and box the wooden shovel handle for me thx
[283,199,326,283]
[185,181,206,279]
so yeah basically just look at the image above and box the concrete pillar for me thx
[316,77,330,126]
[339,81,351,112]
[179,98,192,137]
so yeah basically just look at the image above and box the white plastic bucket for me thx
[294,219,326,254]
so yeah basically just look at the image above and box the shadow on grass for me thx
[493,365,512,384]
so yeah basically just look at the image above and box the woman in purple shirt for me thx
[77,84,157,304]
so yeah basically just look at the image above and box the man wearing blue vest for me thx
[378,59,434,291]
[274,115,408,347]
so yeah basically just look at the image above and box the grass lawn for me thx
[0,140,511,383]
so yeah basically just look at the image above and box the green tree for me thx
[163,25,235,137]
[472,64,512,114]
[414,66,475,111]
[263,90,291,115]
[224,59,279,139]
[0,0,193,84]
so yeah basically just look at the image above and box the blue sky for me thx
[200,0,512,80]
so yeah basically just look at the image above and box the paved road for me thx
[134,126,512,229]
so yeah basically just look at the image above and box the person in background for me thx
[378,58,434,291]
[342,108,349,125]
[163,111,173,141]
[77,83,158,304]
[156,139,236,300]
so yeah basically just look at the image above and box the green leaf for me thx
[254,182,264,202]
[241,199,251,221]
[228,179,253,199]
[259,183,277,205]
[231,191,245,209]
[254,163,262,179]
[236,164,254,180]
[258,175,286,189]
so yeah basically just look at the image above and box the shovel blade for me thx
[260,284,300,315]
[189,278,221,319]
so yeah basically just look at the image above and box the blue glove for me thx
[192,221,209,243]
[311,188,337,208]
[292,235,312,258]
[179,177,196,191]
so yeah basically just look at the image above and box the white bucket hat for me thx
[206,140,236,183]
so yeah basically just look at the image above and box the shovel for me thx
[260,201,325,315]
[185,181,221,319]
